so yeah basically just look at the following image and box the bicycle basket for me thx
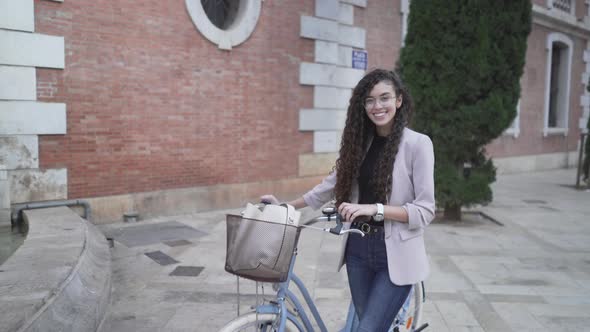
[225,214,301,282]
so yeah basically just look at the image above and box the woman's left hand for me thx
[338,202,377,222]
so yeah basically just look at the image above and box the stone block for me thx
[580,117,588,130]
[333,66,365,88]
[315,40,339,64]
[298,152,338,177]
[0,30,64,69]
[494,151,578,174]
[300,15,339,42]
[300,63,364,88]
[340,0,367,8]
[339,3,354,25]
[314,86,351,109]
[0,101,66,135]
[315,0,340,21]
[581,95,590,107]
[299,109,347,131]
[584,50,590,63]
[339,45,353,67]
[581,72,589,85]
[314,130,342,153]
[0,0,34,32]
[338,24,366,48]
[300,62,336,86]
[0,66,36,100]
[0,136,39,169]
[9,168,67,203]
[0,177,9,208]
[0,208,9,226]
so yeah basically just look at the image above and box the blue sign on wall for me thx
[352,50,368,70]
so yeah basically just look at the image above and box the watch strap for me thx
[374,203,384,221]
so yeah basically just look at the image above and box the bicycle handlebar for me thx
[257,202,365,237]
[302,207,365,237]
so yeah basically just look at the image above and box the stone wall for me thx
[0,0,67,225]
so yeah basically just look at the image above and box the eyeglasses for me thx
[364,95,396,110]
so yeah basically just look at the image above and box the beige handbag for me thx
[225,203,301,282]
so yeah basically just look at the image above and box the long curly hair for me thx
[334,69,413,206]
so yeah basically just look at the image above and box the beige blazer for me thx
[302,128,435,286]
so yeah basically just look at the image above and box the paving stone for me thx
[100,169,590,332]
[436,300,480,327]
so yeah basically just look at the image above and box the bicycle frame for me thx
[251,244,329,332]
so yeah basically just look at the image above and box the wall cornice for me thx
[533,4,590,38]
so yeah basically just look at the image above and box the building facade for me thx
[1,0,589,224]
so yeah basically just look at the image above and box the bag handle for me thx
[280,203,294,225]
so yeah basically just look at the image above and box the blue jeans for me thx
[345,229,412,332]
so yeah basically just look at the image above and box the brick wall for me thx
[487,24,584,157]
[357,0,401,70]
[35,0,316,198]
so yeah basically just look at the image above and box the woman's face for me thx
[364,81,402,136]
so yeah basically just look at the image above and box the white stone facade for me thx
[532,3,590,138]
[298,0,367,164]
[582,44,590,133]
[0,0,67,224]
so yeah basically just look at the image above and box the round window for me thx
[186,0,261,50]
[201,0,240,30]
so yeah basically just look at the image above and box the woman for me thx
[262,69,435,331]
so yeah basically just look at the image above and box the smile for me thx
[372,110,389,118]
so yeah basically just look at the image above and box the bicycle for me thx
[219,206,428,332]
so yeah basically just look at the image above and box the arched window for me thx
[543,32,573,136]
[504,100,521,138]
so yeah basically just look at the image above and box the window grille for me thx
[552,0,572,13]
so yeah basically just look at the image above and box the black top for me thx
[358,135,387,223]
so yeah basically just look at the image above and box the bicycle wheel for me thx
[397,282,427,332]
[218,312,302,332]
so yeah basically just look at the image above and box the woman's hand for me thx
[260,194,280,205]
[338,202,377,222]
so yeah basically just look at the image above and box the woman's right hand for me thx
[260,194,280,205]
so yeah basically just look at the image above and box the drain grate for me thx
[107,221,207,247]
[145,251,179,266]
[538,206,560,212]
[523,199,547,204]
[163,239,193,247]
[169,266,204,277]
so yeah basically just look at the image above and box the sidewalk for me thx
[98,169,590,332]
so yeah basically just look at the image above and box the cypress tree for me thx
[399,1,532,220]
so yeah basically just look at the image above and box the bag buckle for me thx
[360,223,371,234]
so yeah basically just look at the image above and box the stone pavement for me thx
[98,169,590,332]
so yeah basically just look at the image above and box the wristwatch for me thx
[373,203,384,222]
